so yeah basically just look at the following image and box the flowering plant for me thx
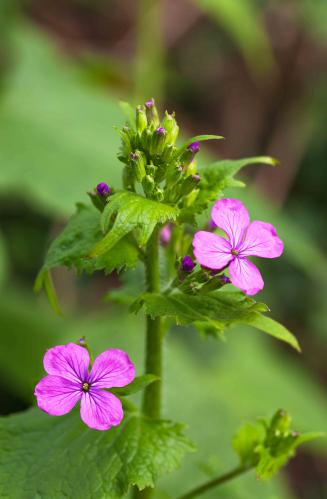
[30,100,321,497]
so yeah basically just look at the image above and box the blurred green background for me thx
[0,1,326,498]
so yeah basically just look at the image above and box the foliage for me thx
[233,409,324,479]
[0,408,195,498]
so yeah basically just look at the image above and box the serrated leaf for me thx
[132,290,267,334]
[0,408,195,498]
[91,191,179,257]
[111,374,160,397]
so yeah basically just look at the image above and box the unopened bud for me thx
[161,111,179,144]
[142,174,155,196]
[130,150,146,182]
[136,105,148,133]
[180,173,201,197]
[181,256,195,273]
[145,98,159,126]
[96,182,111,197]
[150,127,167,155]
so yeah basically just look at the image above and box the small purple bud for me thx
[156,126,166,135]
[160,224,172,245]
[192,173,201,183]
[187,141,200,154]
[219,275,231,284]
[145,98,155,109]
[79,337,86,346]
[181,256,195,273]
[130,152,139,161]
[96,182,110,197]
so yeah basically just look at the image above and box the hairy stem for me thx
[133,229,163,499]
[177,466,250,499]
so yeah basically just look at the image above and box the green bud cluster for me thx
[264,409,299,457]
[118,99,200,205]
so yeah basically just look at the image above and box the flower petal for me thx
[211,198,250,248]
[34,375,81,416]
[229,257,264,295]
[193,231,232,270]
[88,349,135,389]
[43,343,90,383]
[80,389,123,430]
[240,221,284,258]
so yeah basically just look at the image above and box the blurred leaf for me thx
[0,408,195,497]
[91,191,179,257]
[0,24,124,217]
[0,231,9,287]
[232,422,264,467]
[193,0,276,76]
[111,374,160,397]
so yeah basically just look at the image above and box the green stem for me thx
[177,466,250,499]
[133,229,163,499]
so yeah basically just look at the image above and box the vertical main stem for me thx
[133,229,163,499]
[143,228,163,419]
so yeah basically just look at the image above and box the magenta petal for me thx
[88,349,135,389]
[80,389,123,430]
[240,221,284,258]
[211,198,250,247]
[34,375,81,416]
[229,257,264,295]
[193,231,232,270]
[43,343,90,383]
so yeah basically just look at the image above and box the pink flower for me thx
[34,343,135,431]
[193,198,284,295]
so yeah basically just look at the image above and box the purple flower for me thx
[160,224,172,245]
[156,126,166,135]
[193,198,284,295]
[181,255,195,273]
[187,142,200,154]
[34,343,135,431]
[145,98,155,108]
[96,182,110,197]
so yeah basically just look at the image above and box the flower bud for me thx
[142,174,155,197]
[130,151,146,182]
[161,111,179,144]
[136,105,148,133]
[153,187,164,202]
[96,182,111,197]
[181,256,195,273]
[150,127,167,155]
[179,173,201,197]
[180,142,200,170]
[188,141,200,154]
[160,224,172,245]
[219,275,231,285]
[145,97,159,126]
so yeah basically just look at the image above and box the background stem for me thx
[177,466,249,499]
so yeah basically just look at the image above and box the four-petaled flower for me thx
[193,198,284,295]
[34,343,135,431]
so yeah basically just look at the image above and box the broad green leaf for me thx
[192,0,276,77]
[0,409,195,498]
[0,24,124,217]
[35,203,139,311]
[111,374,160,397]
[91,191,179,257]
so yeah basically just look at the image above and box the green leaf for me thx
[132,290,300,350]
[111,374,160,396]
[179,134,224,151]
[232,422,264,468]
[239,314,301,353]
[119,100,136,127]
[91,191,179,257]
[35,203,139,310]
[0,24,124,217]
[0,409,195,498]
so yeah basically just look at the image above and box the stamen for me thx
[82,382,90,392]
[231,249,239,256]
